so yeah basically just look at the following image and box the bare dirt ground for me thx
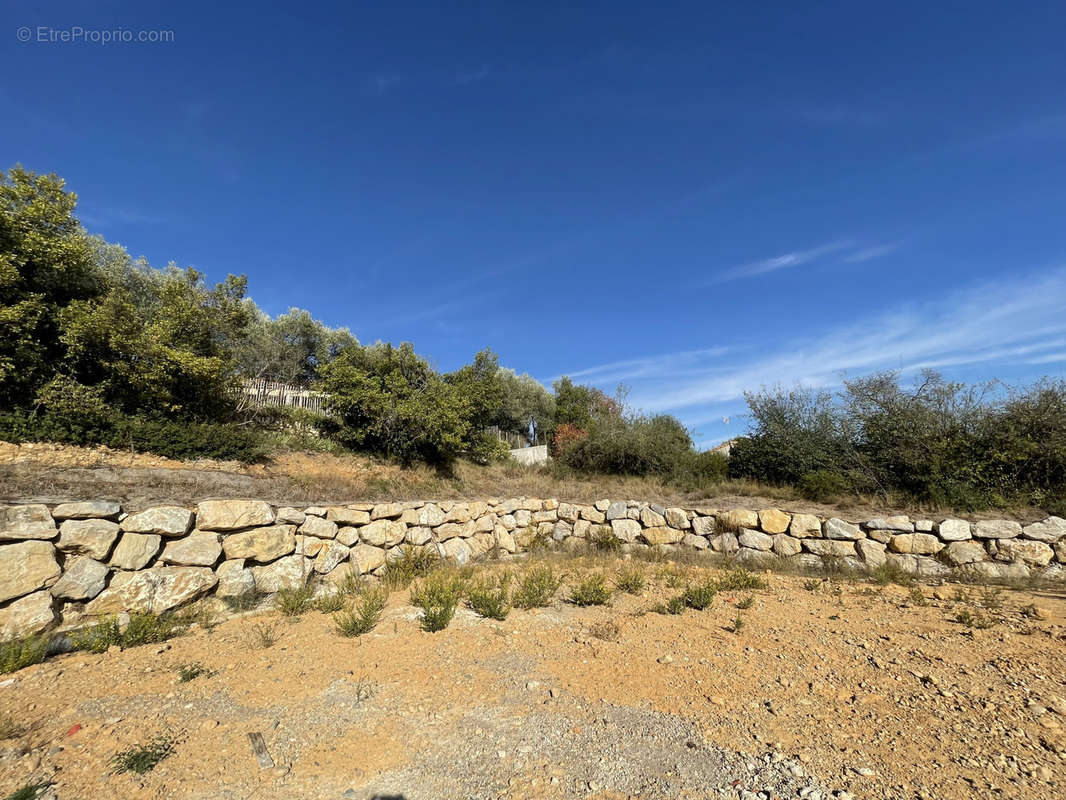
[2,558,1066,800]
[0,442,1047,521]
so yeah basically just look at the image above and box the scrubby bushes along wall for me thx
[729,372,1066,512]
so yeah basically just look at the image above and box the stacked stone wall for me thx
[2,498,1063,638]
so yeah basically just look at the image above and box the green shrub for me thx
[681,580,717,610]
[379,545,439,590]
[870,562,914,587]
[222,590,262,613]
[69,619,122,653]
[317,342,472,466]
[715,568,766,591]
[0,712,24,740]
[334,587,388,637]
[652,595,686,615]
[0,411,266,463]
[0,636,49,675]
[244,622,281,648]
[589,525,621,552]
[332,569,366,597]
[2,783,53,800]
[560,410,696,479]
[513,566,562,609]
[666,449,730,491]
[411,573,464,632]
[568,574,611,607]
[730,373,1066,510]
[799,469,851,501]
[120,612,188,646]
[466,574,512,620]
[110,736,175,775]
[613,565,646,595]
[314,592,346,613]
[274,585,315,616]
[177,662,210,682]
[70,613,187,653]
[955,608,995,629]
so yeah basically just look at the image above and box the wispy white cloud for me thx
[714,240,853,282]
[565,266,1066,417]
[713,239,903,282]
[559,347,730,387]
[1026,351,1066,365]
[843,243,898,263]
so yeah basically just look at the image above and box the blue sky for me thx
[3,1,1065,447]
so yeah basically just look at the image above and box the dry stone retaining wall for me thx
[1,498,1064,639]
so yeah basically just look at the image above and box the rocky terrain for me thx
[1,559,1065,800]
[1,493,1064,641]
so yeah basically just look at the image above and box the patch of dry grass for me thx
[0,441,1050,521]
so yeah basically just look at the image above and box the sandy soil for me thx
[2,558,1065,800]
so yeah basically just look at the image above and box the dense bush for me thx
[317,343,473,465]
[730,371,1066,509]
[0,409,267,463]
[561,412,692,476]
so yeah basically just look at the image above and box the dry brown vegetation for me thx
[0,442,1048,521]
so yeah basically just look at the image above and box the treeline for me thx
[2,166,1063,512]
[0,166,562,464]
[731,372,1066,512]
[0,165,709,474]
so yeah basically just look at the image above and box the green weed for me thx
[681,580,717,610]
[0,636,49,675]
[513,565,563,609]
[613,565,646,595]
[274,585,315,616]
[411,573,464,632]
[314,591,346,613]
[333,587,388,637]
[109,736,175,775]
[380,545,440,590]
[466,574,512,620]
[652,595,686,615]
[176,662,210,683]
[715,568,766,591]
[568,574,612,607]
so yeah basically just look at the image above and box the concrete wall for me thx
[509,445,549,466]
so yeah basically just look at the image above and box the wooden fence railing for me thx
[241,379,329,414]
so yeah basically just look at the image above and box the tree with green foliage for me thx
[552,376,614,431]
[236,305,357,385]
[496,368,555,444]
[317,342,473,465]
[57,266,251,420]
[443,348,512,462]
[728,385,855,490]
[0,166,99,407]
